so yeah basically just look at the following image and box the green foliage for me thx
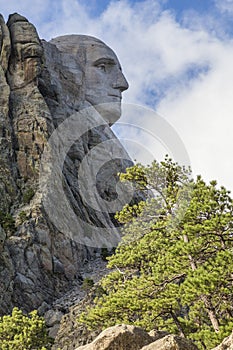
[82,277,94,291]
[18,211,28,224]
[22,188,35,204]
[101,247,110,261]
[0,211,15,235]
[78,157,233,349]
[93,284,106,298]
[0,307,52,349]
[101,247,115,261]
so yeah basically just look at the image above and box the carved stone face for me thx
[84,42,129,124]
[50,35,129,124]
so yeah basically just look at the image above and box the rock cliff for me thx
[0,13,136,314]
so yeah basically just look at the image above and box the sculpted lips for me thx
[108,93,122,99]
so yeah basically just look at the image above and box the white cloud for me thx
[157,44,233,190]
[214,0,233,14]
[1,0,233,191]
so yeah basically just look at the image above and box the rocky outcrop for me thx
[73,325,198,350]
[0,13,137,314]
[141,334,198,350]
[75,324,154,350]
[0,14,18,214]
[52,282,103,349]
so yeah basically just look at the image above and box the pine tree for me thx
[0,307,52,349]
[78,157,233,350]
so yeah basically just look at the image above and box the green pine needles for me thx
[78,157,233,350]
[0,307,52,349]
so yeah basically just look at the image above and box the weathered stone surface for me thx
[75,324,154,350]
[148,330,170,342]
[72,327,198,350]
[0,14,11,72]
[212,331,233,350]
[52,262,108,349]
[44,309,64,327]
[0,12,137,315]
[141,335,198,350]
[0,14,17,214]
[0,225,6,249]
[44,309,64,338]
[7,13,51,181]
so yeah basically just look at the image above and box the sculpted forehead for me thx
[50,35,119,65]
[85,45,120,68]
[50,35,110,55]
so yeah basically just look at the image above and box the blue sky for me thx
[1,0,233,191]
[0,0,228,38]
[165,0,212,13]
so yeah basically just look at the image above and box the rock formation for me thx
[73,325,198,350]
[1,13,233,350]
[74,324,153,350]
[0,13,137,314]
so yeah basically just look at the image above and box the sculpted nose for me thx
[112,71,129,92]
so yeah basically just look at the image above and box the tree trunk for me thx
[201,295,220,333]
[183,234,220,333]
[183,234,197,270]
[170,310,185,337]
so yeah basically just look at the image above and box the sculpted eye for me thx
[94,58,116,72]
[97,63,106,72]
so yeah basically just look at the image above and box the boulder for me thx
[141,335,198,350]
[75,324,154,350]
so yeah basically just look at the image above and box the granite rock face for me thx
[75,324,154,350]
[0,13,136,314]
